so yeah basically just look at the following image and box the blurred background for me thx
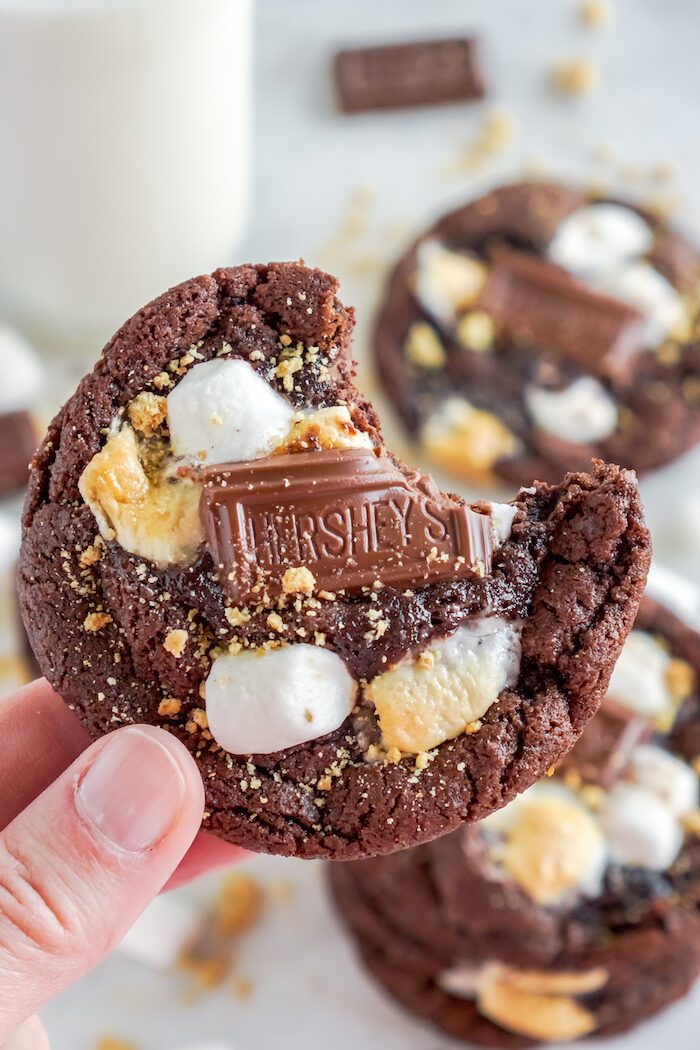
[1,0,700,1047]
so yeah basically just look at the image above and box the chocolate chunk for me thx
[478,249,647,380]
[200,448,493,604]
[0,412,37,496]
[562,698,652,788]
[334,37,485,114]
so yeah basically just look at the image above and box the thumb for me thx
[0,725,204,1037]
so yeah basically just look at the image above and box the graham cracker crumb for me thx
[405,321,446,369]
[80,543,103,567]
[225,606,251,628]
[666,657,695,700]
[267,611,285,633]
[232,975,253,1000]
[417,650,435,670]
[460,107,515,174]
[164,628,188,658]
[579,0,611,26]
[152,371,172,391]
[158,697,182,717]
[282,566,316,596]
[83,611,113,633]
[550,58,600,96]
[179,873,265,994]
[127,391,167,435]
[191,707,208,729]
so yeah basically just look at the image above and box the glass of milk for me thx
[0,0,251,355]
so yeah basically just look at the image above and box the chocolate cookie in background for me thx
[0,326,44,497]
[374,180,700,489]
[329,583,700,1045]
[19,261,650,860]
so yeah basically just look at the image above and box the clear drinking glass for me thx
[0,0,252,357]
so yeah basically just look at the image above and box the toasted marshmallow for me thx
[491,784,607,905]
[0,326,44,415]
[600,782,683,870]
[606,630,672,720]
[366,617,521,754]
[627,744,699,817]
[205,644,357,755]
[524,377,618,444]
[167,358,295,465]
[421,397,519,481]
[415,240,486,324]
[547,204,653,276]
[592,261,686,346]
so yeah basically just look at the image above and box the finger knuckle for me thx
[0,835,76,957]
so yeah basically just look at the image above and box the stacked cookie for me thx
[330,594,700,1043]
[374,181,700,487]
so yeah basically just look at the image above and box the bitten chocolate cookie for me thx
[374,181,700,488]
[19,262,650,860]
[330,592,700,1043]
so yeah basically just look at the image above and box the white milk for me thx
[0,0,251,351]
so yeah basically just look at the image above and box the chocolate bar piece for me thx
[479,250,646,379]
[334,37,485,114]
[200,448,494,604]
[0,411,37,496]
[562,698,652,788]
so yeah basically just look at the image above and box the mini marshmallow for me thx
[205,644,357,755]
[117,894,199,969]
[627,744,699,817]
[0,326,44,415]
[599,782,683,870]
[524,377,618,444]
[592,261,685,346]
[415,240,486,324]
[607,630,672,720]
[547,204,653,276]
[489,502,518,547]
[167,358,295,465]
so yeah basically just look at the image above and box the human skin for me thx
[0,679,242,1048]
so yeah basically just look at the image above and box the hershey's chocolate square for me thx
[200,448,494,604]
[334,37,485,114]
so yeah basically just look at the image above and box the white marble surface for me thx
[24,0,700,1045]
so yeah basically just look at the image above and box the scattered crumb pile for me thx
[178,872,265,995]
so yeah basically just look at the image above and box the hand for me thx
[0,679,241,1049]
